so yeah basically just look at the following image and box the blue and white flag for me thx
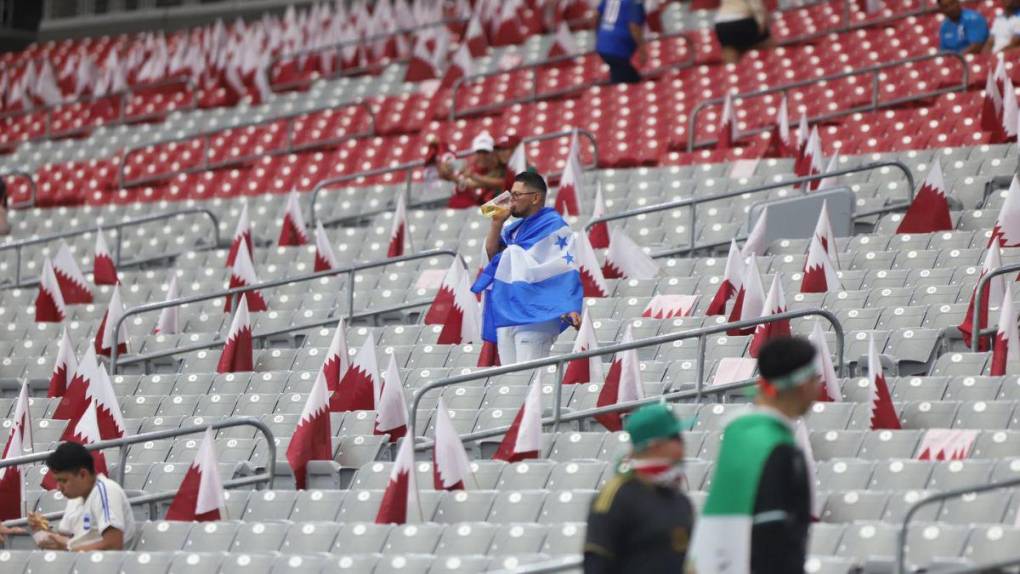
[472,207,584,341]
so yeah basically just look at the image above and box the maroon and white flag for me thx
[440,43,473,89]
[981,57,1005,132]
[0,384,30,520]
[1001,75,1018,143]
[94,283,129,357]
[727,255,765,336]
[404,35,440,82]
[93,228,118,285]
[165,428,226,521]
[374,354,409,443]
[764,95,794,158]
[800,234,841,294]
[154,276,180,335]
[493,373,544,461]
[424,257,482,344]
[375,438,420,524]
[217,296,253,373]
[313,222,339,272]
[432,396,472,490]
[464,13,489,57]
[42,399,109,490]
[35,256,67,323]
[321,318,351,398]
[867,335,900,430]
[332,331,381,412]
[554,130,583,216]
[576,232,609,298]
[741,208,768,258]
[809,320,841,402]
[548,20,577,58]
[749,274,791,358]
[706,239,744,316]
[594,325,644,432]
[642,295,698,319]
[53,241,93,304]
[508,140,528,176]
[716,92,735,150]
[603,228,659,280]
[989,176,1020,248]
[896,159,952,234]
[7,380,32,453]
[387,192,408,258]
[562,309,605,386]
[226,203,254,268]
[991,284,1019,376]
[959,245,1005,350]
[278,190,309,247]
[224,241,268,313]
[588,182,609,249]
[813,200,839,265]
[917,429,978,461]
[287,363,333,489]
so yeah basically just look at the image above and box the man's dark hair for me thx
[46,442,95,475]
[515,170,548,197]
[757,336,817,380]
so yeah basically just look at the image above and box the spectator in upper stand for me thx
[988,0,1020,52]
[0,179,10,236]
[714,0,774,64]
[596,0,646,84]
[441,131,505,209]
[937,0,989,54]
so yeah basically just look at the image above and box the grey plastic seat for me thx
[835,522,899,560]
[541,522,586,556]
[134,521,191,551]
[23,550,77,574]
[962,525,1020,564]
[538,490,596,524]
[434,522,498,556]
[972,430,1020,458]
[927,460,994,490]
[182,520,241,552]
[330,522,393,554]
[868,459,933,490]
[288,489,345,521]
[488,523,550,555]
[383,522,445,554]
[433,490,497,523]
[545,461,607,491]
[69,551,125,574]
[279,521,341,553]
[243,490,298,521]
[230,521,290,552]
[116,552,177,574]
[488,490,549,523]
[822,490,890,523]
[428,554,490,574]
[372,554,434,574]
[954,400,1018,429]
[167,552,225,574]
[495,460,555,490]
[858,430,922,459]
[270,554,328,574]
[938,491,1011,524]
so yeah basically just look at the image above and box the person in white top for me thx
[714,0,774,63]
[27,442,136,551]
[986,0,1020,53]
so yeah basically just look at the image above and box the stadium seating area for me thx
[3,0,1020,573]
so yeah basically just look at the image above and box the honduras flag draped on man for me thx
[471,207,584,341]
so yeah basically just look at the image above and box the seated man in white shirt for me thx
[27,442,136,551]
[988,0,1020,53]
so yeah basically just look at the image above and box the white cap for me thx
[471,131,494,153]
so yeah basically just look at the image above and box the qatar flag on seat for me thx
[749,274,791,358]
[602,228,659,280]
[154,276,180,335]
[801,126,825,190]
[642,295,698,319]
[763,95,794,158]
[440,44,473,90]
[959,245,1005,351]
[896,159,953,234]
[508,140,528,176]
[7,380,33,452]
[35,256,67,323]
[727,255,765,336]
[93,228,118,285]
[374,355,409,443]
[94,283,129,357]
[42,400,109,490]
[493,373,544,462]
[706,240,745,316]
[313,222,339,272]
[793,115,810,176]
[562,309,605,386]
[165,428,226,521]
[433,397,473,490]
[52,241,93,304]
[405,35,440,82]
[981,57,1006,132]
[319,318,351,396]
[331,332,381,412]
[741,208,768,258]
[809,320,841,402]
[588,183,609,249]
[813,200,839,265]
[387,192,408,258]
[424,257,482,344]
[226,203,254,268]
[998,75,1018,144]
[594,325,644,432]
[991,284,1019,376]
[554,131,583,216]
[464,13,489,57]
[278,190,309,247]
[375,438,421,524]
[0,405,28,520]
[867,335,900,430]
[916,428,979,461]
[800,234,842,294]
[217,296,253,374]
[224,241,268,313]
[989,176,1020,248]
[716,92,736,150]
[576,232,609,298]
[548,20,577,58]
[287,366,333,490]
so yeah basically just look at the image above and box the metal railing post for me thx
[552,360,565,431]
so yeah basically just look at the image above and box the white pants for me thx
[496,319,561,364]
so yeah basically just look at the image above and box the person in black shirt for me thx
[584,403,694,574]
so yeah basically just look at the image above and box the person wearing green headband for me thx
[688,336,819,574]
[583,403,695,574]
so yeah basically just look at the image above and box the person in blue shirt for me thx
[937,0,989,54]
[596,0,646,84]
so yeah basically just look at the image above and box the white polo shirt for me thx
[57,474,136,550]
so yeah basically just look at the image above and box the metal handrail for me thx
[0,417,276,494]
[488,556,583,574]
[118,99,378,189]
[969,261,1020,352]
[117,298,432,371]
[267,17,470,92]
[408,307,845,449]
[687,52,968,151]
[0,207,222,286]
[896,475,1020,574]
[108,249,457,374]
[0,170,37,209]
[308,128,601,227]
[775,0,958,47]
[0,76,198,142]
[584,161,915,258]
[449,30,697,121]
